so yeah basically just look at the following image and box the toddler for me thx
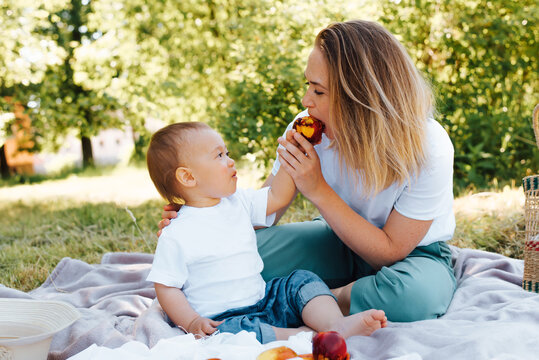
[146,122,386,343]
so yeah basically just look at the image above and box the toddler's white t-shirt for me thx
[272,110,455,246]
[147,187,276,318]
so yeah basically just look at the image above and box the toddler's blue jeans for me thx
[212,269,335,343]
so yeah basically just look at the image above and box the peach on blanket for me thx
[256,331,349,360]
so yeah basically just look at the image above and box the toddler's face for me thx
[187,129,237,199]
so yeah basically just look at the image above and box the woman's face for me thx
[302,47,333,139]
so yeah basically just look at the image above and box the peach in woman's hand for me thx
[292,116,325,145]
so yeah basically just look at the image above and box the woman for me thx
[159,20,456,322]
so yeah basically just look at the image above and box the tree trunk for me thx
[0,145,10,179]
[81,136,94,168]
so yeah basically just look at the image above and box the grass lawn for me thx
[0,166,526,292]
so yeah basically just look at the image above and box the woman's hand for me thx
[277,130,327,200]
[157,203,181,237]
[187,316,223,337]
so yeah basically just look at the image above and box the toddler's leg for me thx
[301,295,387,338]
[272,325,312,341]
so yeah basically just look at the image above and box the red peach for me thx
[292,116,325,144]
[312,331,350,360]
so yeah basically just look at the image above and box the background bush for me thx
[380,0,539,191]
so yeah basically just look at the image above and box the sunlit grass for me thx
[452,187,525,258]
[0,164,121,188]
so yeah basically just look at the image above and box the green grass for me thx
[0,199,160,291]
[0,188,526,292]
[453,209,525,258]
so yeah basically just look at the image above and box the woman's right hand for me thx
[285,128,303,151]
[157,203,181,237]
[278,130,325,200]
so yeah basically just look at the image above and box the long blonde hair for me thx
[315,20,434,196]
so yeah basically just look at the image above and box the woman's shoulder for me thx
[425,118,454,157]
[413,119,454,180]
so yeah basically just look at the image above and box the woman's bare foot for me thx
[330,309,387,338]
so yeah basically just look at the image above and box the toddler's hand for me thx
[187,316,223,337]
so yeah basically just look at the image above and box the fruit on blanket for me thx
[312,331,350,360]
[256,346,298,360]
[255,331,348,360]
[292,116,325,144]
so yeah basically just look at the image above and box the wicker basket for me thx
[522,104,539,293]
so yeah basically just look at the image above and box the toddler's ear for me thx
[176,167,196,187]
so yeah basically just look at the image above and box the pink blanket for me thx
[1,246,538,359]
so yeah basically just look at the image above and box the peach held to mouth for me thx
[292,116,325,145]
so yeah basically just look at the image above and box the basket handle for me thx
[534,104,539,150]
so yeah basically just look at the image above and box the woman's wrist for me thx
[304,180,333,207]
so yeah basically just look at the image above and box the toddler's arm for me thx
[154,283,222,336]
[266,166,297,216]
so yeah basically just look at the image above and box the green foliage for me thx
[212,1,358,164]
[81,0,373,164]
[0,0,68,90]
[379,0,539,192]
[0,0,126,164]
[0,0,537,189]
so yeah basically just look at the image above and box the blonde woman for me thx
[159,20,456,322]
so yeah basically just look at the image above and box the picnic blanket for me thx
[1,246,538,359]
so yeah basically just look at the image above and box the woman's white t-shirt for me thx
[147,188,275,318]
[272,110,455,246]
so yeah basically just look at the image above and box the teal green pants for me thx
[256,217,456,322]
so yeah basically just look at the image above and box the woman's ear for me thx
[175,167,196,187]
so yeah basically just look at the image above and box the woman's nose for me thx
[228,157,235,167]
[302,92,313,108]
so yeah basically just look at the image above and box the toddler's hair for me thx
[146,122,211,205]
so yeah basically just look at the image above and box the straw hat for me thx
[0,298,80,360]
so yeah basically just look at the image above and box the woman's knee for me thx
[350,260,456,322]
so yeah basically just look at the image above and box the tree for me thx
[79,0,376,164]
[3,0,535,190]
[34,0,125,167]
[1,0,123,168]
[0,0,67,151]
